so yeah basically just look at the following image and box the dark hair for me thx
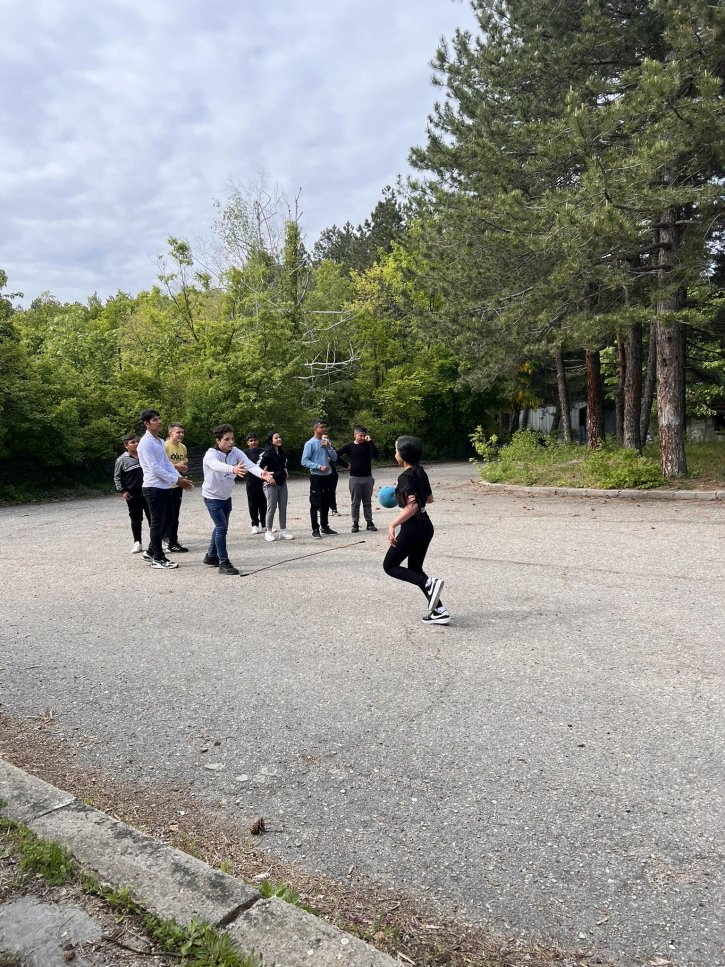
[140,408,160,424]
[396,435,423,465]
[168,422,184,432]
[122,433,139,446]
[353,425,367,435]
[213,423,234,440]
[312,419,327,429]
[246,432,259,441]
[265,430,281,447]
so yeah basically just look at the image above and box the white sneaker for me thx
[422,607,450,625]
[151,558,178,570]
[162,541,170,553]
[279,530,294,540]
[250,525,262,535]
[264,531,275,542]
[132,541,142,554]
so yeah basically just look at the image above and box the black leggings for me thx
[383,514,434,598]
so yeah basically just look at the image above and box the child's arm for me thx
[388,495,418,545]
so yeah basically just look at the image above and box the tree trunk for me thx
[509,409,520,435]
[615,335,626,444]
[655,211,687,477]
[520,406,530,430]
[623,323,643,451]
[585,350,604,448]
[640,321,657,443]
[554,346,572,442]
[551,403,561,434]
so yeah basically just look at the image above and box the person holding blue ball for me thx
[382,436,449,625]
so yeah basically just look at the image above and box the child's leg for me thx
[265,484,279,530]
[383,521,428,593]
[278,482,288,530]
[127,496,143,543]
[406,518,434,597]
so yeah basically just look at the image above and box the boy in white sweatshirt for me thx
[202,423,273,575]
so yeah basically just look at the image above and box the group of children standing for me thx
[114,411,449,624]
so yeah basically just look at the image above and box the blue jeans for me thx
[204,497,232,563]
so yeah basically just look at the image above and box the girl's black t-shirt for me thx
[395,466,432,513]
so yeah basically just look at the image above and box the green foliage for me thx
[258,879,315,914]
[2,822,79,885]
[472,430,669,488]
[583,446,667,490]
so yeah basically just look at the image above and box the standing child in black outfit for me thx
[114,434,150,554]
[243,432,267,534]
[383,436,449,625]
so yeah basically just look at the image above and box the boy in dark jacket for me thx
[114,434,150,554]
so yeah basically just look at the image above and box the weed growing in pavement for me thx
[0,817,78,886]
[258,878,316,914]
[0,953,24,967]
[144,917,263,967]
[219,858,234,874]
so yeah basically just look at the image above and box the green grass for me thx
[0,820,264,966]
[471,429,724,489]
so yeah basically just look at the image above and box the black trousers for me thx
[246,482,267,526]
[162,488,183,545]
[126,494,150,543]
[309,474,334,529]
[383,514,434,598]
[142,487,172,561]
[329,467,339,511]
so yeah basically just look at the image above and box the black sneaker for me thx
[219,561,240,576]
[351,523,360,533]
[330,509,340,516]
[422,607,450,625]
[311,528,322,539]
[321,527,337,535]
[203,553,220,566]
[366,522,377,532]
[167,543,189,553]
[425,577,444,615]
[142,551,154,562]
[151,558,179,570]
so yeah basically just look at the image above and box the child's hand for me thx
[388,525,397,546]
[122,491,131,502]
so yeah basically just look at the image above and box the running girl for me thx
[383,436,449,624]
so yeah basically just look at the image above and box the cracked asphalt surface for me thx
[1,463,723,966]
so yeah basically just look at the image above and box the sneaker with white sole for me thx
[132,541,142,554]
[250,525,262,535]
[162,541,170,553]
[424,577,444,614]
[279,530,294,540]
[142,551,154,562]
[422,606,450,625]
[151,558,178,569]
[264,531,275,542]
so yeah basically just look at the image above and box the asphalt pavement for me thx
[1,463,723,966]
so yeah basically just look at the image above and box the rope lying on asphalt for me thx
[239,539,366,577]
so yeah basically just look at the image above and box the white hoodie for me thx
[202,446,264,500]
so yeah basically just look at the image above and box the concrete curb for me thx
[0,758,397,966]
[477,480,724,500]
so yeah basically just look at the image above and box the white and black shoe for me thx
[250,525,262,535]
[425,577,444,615]
[132,541,143,554]
[151,558,178,569]
[422,607,450,625]
[142,551,154,563]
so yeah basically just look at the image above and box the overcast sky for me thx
[1,1,476,304]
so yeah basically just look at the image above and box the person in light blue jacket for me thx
[300,419,337,539]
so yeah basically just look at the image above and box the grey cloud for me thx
[1,0,476,303]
